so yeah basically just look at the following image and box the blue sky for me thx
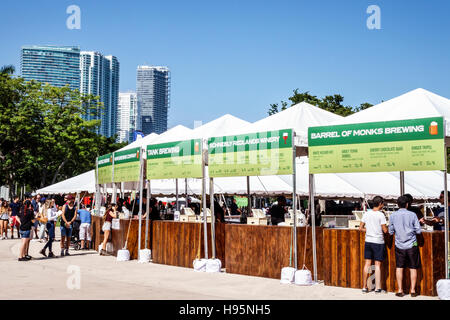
[1,0,450,129]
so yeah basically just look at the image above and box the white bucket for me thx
[437,279,450,300]
[106,242,114,253]
[280,267,296,284]
[294,269,313,286]
[206,259,222,273]
[116,249,130,262]
[193,258,207,272]
[138,249,151,263]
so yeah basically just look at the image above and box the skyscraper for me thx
[21,45,80,91]
[117,92,139,143]
[136,66,170,135]
[80,52,120,138]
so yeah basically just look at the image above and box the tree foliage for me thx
[0,72,126,195]
[268,88,373,116]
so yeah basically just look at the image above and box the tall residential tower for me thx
[21,45,80,91]
[117,92,139,143]
[80,51,120,138]
[136,66,170,135]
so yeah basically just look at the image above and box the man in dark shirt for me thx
[424,191,449,231]
[403,194,424,225]
[230,198,241,216]
[269,196,287,226]
[147,198,161,220]
[9,196,21,239]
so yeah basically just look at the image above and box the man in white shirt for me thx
[359,196,388,294]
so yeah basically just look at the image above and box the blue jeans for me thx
[60,225,72,238]
[19,230,31,239]
[43,222,55,252]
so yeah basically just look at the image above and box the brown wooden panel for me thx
[323,228,331,285]
[151,221,225,269]
[330,229,338,286]
[349,230,360,289]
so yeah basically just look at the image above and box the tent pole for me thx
[138,148,144,261]
[400,171,405,195]
[210,177,216,259]
[292,132,298,270]
[145,179,150,249]
[202,140,208,259]
[185,178,188,205]
[247,176,251,216]
[176,179,179,211]
[112,153,116,204]
[309,173,318,282]
[444,140,449,279]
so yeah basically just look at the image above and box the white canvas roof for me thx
[331,88,450,135]
[118,133,159,151]
[189,114,250,139]
[37,170,96,194]
[236,102,342,145]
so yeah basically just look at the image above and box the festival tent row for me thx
[37,94,450,200]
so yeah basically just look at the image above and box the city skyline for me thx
[4,0,450,130]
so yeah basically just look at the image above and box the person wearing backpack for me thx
[16,195,36,261]
[100,203,117,256]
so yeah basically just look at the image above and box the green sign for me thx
[234,196,248,207]
[308,117,445,173]
[146,139,202,179]
[97,153,113,184]
[208,129,294,177]
[113,148,142,182]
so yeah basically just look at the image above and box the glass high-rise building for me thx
[21,45,80,91]
[136,66,170,135]
[117,92,139,143]
[80,51,120,138]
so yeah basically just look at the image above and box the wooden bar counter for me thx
[322,228,445,296]
[91,215,151,259]
[224,224,324,280]
[151,220,226,269]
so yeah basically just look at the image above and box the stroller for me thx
[70,219,81,250]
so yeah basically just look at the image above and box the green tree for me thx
[0,65,15,75]
[268,101,288,115]
[0,74,125,195]
[268,88,373,116]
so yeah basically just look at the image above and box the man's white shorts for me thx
[79,223,91,241]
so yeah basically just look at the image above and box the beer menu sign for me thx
[308,117,445,173]
[113,148,142,182]
[146,139,202,179]
[208,129,294,177]
[97,153,113,184]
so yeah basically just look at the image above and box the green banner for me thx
[97,153,113,184]
[308,117,445,173]
[208,129,293,177]
[113,148,142,182]
[234,196,248,207]
[146,139,202,179]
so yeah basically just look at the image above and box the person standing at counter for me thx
[403,194,424,225]
[389,196,422,297]
[100,203,117,256]
[230,198,241,216]
[359,196,388,294]
[422,191,449,231]
[269,196,287,226]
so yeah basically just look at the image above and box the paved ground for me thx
[0,236,437,300]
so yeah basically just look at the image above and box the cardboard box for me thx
[348,220,361,230]
[247,217,268,225]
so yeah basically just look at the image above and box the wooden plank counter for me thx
[151,220,226,269]
[91,216,152,259]
[322,229,445,296]
[225,224,324,280]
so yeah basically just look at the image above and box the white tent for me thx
[236,102,343,145]
[188,114,250,139]
[332,88,450,135]
[37,170,96,194]
[118,133,159,151]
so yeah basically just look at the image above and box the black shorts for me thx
[364,242,386,261]
[395,246,421,269]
